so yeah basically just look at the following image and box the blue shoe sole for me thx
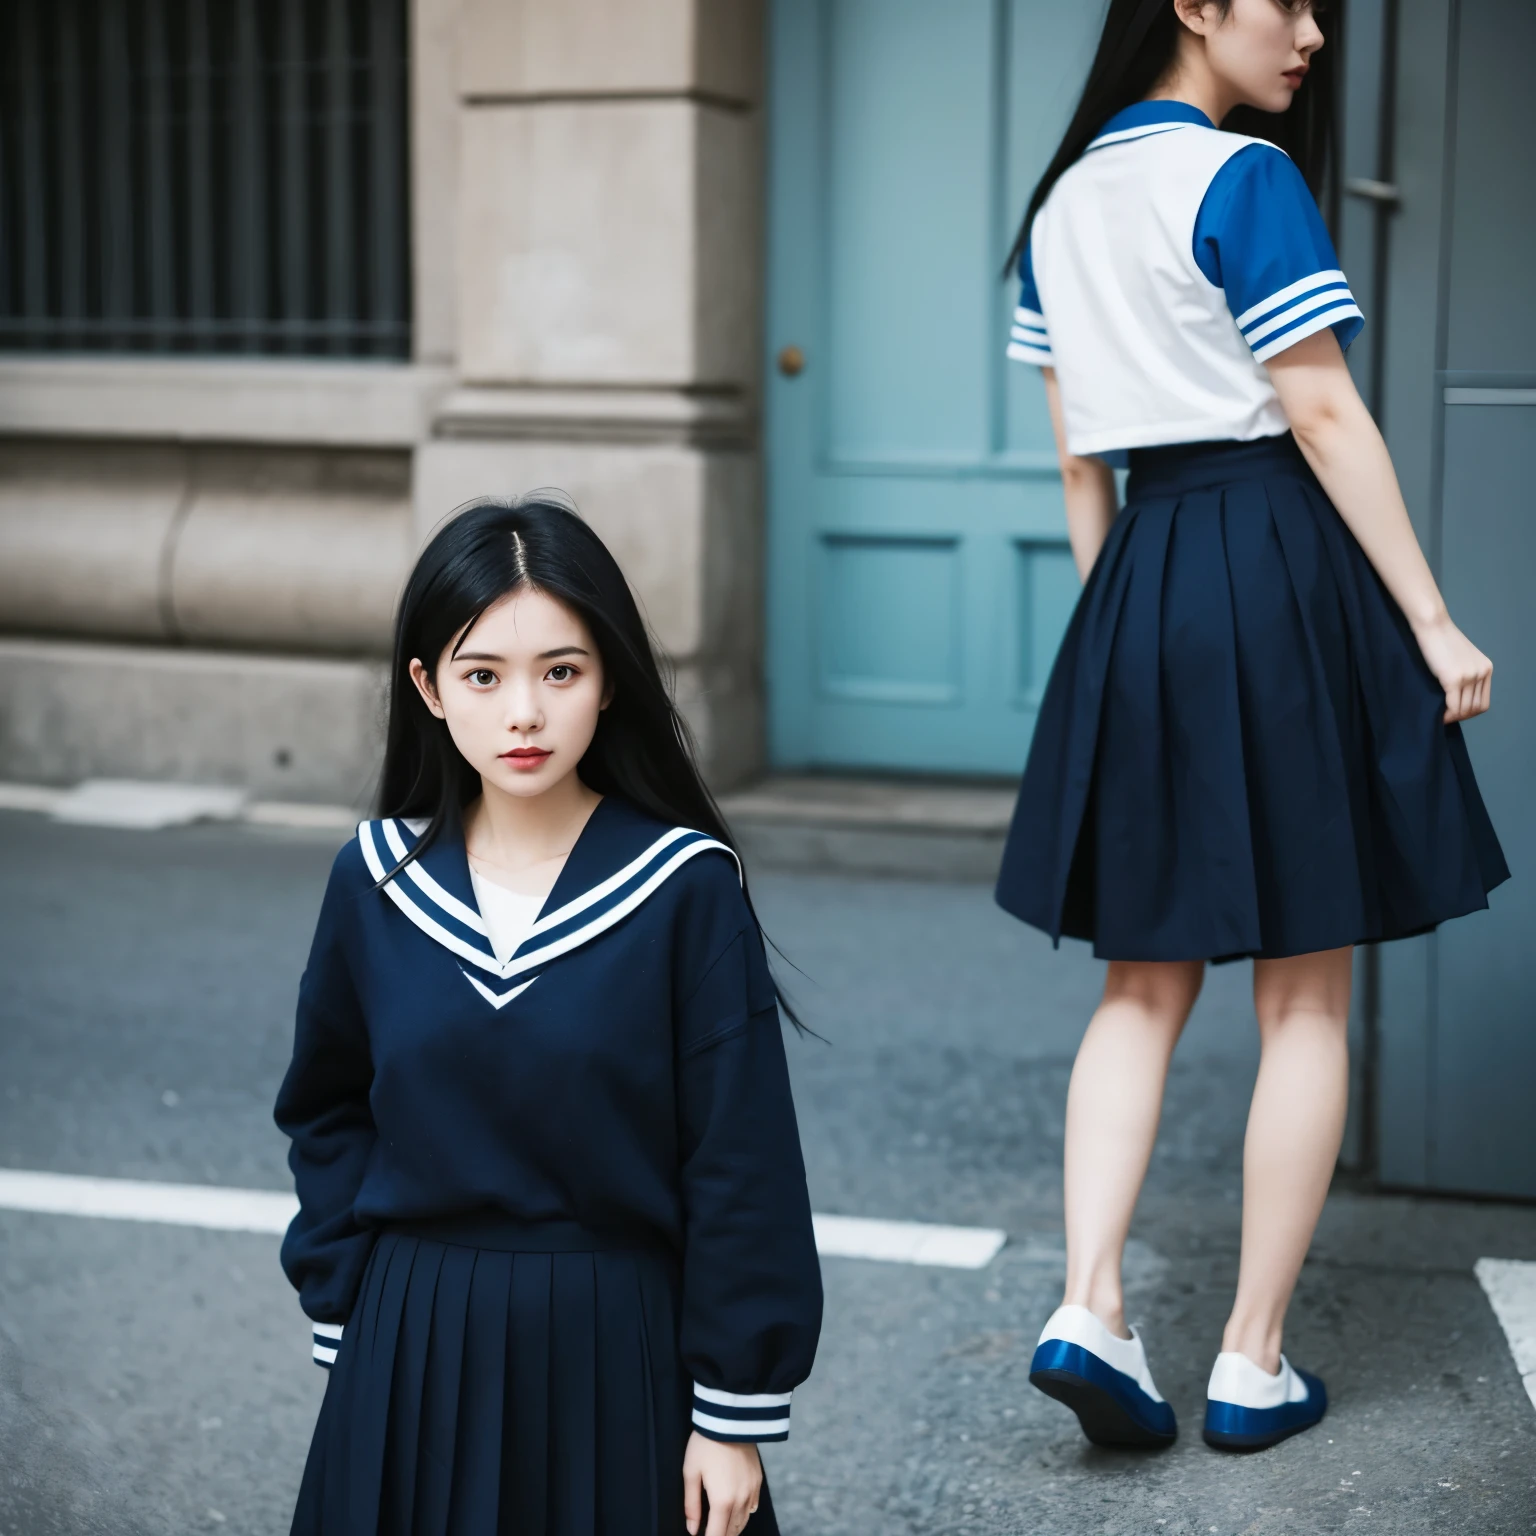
[1029,1367,1177,1449]
[1203,1369,1327,1452]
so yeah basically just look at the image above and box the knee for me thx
[1102,960,1204,1026]
[1253,949,1353,1034]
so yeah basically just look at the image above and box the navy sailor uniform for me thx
[275,795,822,1534]
[999,102,1507,961]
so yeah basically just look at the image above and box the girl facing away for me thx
[275,496,822,1534]
[998,0,1507,1452]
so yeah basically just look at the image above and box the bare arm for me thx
[1266,329,1492,724]
[1044,367,1118,582]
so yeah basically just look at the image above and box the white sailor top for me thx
[1008,101,1364,457]
[274,795,823,1444]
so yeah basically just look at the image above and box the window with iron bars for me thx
[0,0,410,358]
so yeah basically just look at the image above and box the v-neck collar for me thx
[1087,100,1214,153]
[355,797,739,1010]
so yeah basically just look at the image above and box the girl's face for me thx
[1178,0,1324,115]
[409,587,609,800]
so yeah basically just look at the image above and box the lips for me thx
[501,748,551,770]
[1283,67,1309,87]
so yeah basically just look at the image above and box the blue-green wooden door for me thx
[764,1,1100,775]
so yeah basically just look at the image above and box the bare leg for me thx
[1223,947,1353,1372]
[1062,960,1205,1337]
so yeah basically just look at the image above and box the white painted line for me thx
[0,1170,297,1234]
[51,779,249,829]
[813,1213,1006,1270]
[0,781,66,814]
[245,801,358,831]
[1476,1257,1536,1413]
[0,1170,1009,1270]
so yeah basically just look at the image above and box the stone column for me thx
[413,0,767,787]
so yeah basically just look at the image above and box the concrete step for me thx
[718,774,1017,882]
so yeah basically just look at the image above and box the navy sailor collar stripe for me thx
[355,797,739,1010]
[1087,100,1214,153]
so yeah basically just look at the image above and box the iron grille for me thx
[0,0,409,357]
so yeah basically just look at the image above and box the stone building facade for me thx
[0,0,768,806]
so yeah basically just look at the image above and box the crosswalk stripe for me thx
[0,1168,1008,1270]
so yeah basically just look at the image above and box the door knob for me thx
[777,344,806,377]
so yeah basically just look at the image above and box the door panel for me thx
[765,0,1101,775]
[1374,0,1536,1197]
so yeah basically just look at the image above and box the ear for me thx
[599,680,615,712]
[1171,0,1216,36]
[408,657,446,719]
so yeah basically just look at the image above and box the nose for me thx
[1298,9,1324,54]
[502,675,544,734]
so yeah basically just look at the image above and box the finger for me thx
[1478,671,1492,715]
[1444,687,1457,725]
[704,1493,734,1536]
[684,1467,702,1536]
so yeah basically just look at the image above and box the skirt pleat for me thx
[291,1222,766,1536]
[996,433,1509,962]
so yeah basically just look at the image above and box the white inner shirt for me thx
[469,868,544,964]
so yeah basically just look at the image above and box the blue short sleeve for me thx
[1193,143,1364,364]
[1007,242,1053,367]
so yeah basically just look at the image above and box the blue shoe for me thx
[1028,1305,1177,1448]
[1203,1352,1327,1451]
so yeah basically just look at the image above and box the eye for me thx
[467,669,497,687]
[546,664,577,683]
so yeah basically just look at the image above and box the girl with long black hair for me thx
[998,0,1506,1452]
[275,494,822,1534]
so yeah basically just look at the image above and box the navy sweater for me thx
[274,796,823,1442]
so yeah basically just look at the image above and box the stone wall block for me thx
[460,0,758,101]
[413,0,462,364]
[0,637,386,804]
[460,103,712,386]
[0,442,184,641]
[169,450,412,655]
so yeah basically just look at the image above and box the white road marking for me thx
[0,1169,297,1233]
[50,780,249,829]
[813,1213,1007,1270]
[0,1170,1008,1270]
[1476,1258,1536,1413]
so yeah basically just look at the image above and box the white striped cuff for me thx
[1007,339,1054,366]
[691,1383,793,1443]
[1235,270,1360,362]
[312,1320,343,1368]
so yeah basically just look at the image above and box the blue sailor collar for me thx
[1088,100,1214,152]
[355,796,738,1011]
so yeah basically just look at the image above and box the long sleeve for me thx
[676,919,823,1443]
[273,845,377,1362]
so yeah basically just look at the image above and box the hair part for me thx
[1005,0,1337,278]
[376,491,809,1031]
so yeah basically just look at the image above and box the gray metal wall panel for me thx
[1444,0,1536,371]
[1431,401,1535,1196]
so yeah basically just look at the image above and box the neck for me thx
[464,770,601,871]
[1146,47,1240,127]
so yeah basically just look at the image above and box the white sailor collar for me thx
[356,797,738,1011]
[1087,100,1214,152]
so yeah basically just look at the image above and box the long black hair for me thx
[378,492,806,1027]
[1005,0,1337,277]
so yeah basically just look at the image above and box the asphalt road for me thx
[1,809,1533,1534]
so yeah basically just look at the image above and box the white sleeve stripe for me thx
[1251,304,1363,363]
[1011,328,1048,345]
[1013,306,1047,329]
[693,1384,792,1408]
[1007,342,1053,364]
[1242,284,1355,345]
[313,1321,345,1340]
[692,1410,791,1437]
[1233,269,1348,330]
[312,1342,339,1364]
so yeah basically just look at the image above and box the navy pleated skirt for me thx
[996,434,1508,962]
[291,1216,780,1536]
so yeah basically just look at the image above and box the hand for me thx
[1412,611,1493,723]
[683,1432,763,1536]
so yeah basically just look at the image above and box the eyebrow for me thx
[453,646,590,663]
